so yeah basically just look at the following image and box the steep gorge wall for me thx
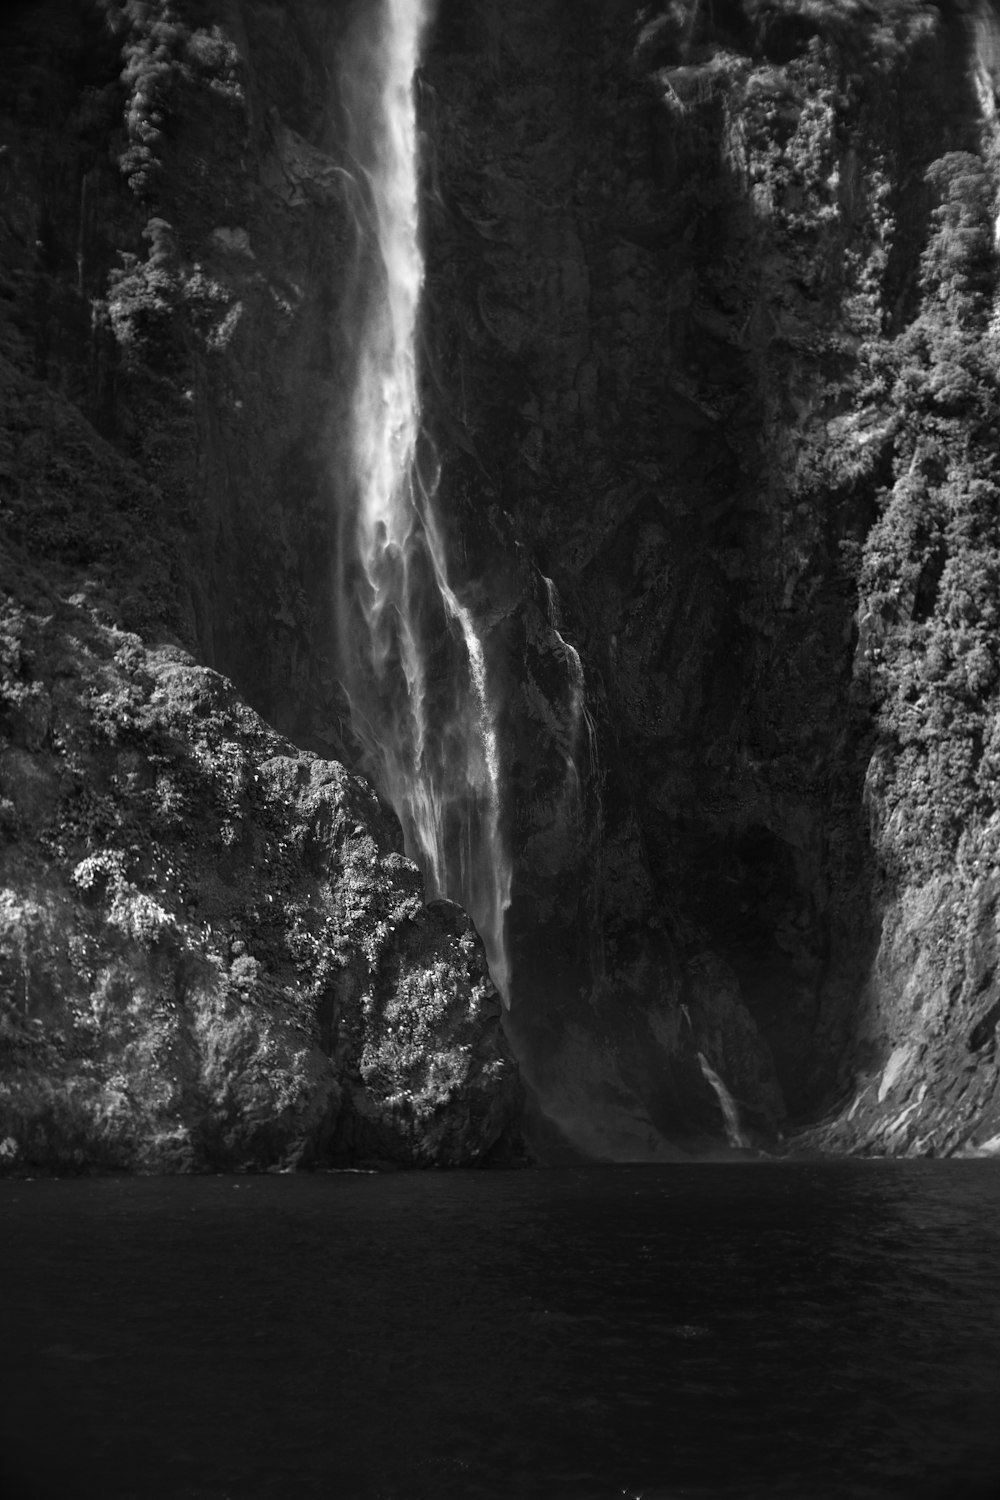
[4,0,1000,1164]
[422,0,1000,1154]
[1,0,365,748]
[0,0,522,1172]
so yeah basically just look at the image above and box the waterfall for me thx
[697,1052,746,1149]
[334,0,512,1001]
[542,576,598,800]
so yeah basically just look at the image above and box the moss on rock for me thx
[0,558,521,1173]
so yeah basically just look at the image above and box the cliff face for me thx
[3,0,1000,1166]
[1,0,362,749]
[0,0,521,1171]
[423,0,1000,1155]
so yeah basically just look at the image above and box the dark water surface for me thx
[2,1161,1000,1499]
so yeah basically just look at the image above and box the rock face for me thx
[3,0,1000,1165]
[0,0,357,751]
[0,559,520,1171]
[0,0,522,1172]
[421,0,1000,1154]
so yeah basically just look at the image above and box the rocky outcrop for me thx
[799,871,1000,1157]
[0,558,520,1171]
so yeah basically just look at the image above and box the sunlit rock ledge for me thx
[0,562,522,1174]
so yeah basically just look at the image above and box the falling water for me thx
[542,575,598,798]
[334,0,512,1000]
[697,1052,746,1149]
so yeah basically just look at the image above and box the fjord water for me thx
[2,1163,1000,1499]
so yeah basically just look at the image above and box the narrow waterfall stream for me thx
[334,0,512,1001]
[542,575,599,802]
[698,1052,747,1150]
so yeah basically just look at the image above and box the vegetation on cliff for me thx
[859,149,1000,876]
[4,0,1000,1164]
[0,554,519,1172]
[423,0,1000,1155]
[0,0,521,1174]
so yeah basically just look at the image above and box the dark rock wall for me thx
[422,0,1000,1153]
[1,0,357,750]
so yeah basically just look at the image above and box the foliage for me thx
[105,217,182,365]
[921,154,995,322]
[0,579,515,1171]
[103,214,238,373]
[98,2,245,194]
[856,151,1000,876]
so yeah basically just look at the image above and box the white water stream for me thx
[335,0,512,1000]
[697,1052,746,1149]
[542,575,598,799]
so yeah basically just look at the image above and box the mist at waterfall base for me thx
[3,1164,1000,1500]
